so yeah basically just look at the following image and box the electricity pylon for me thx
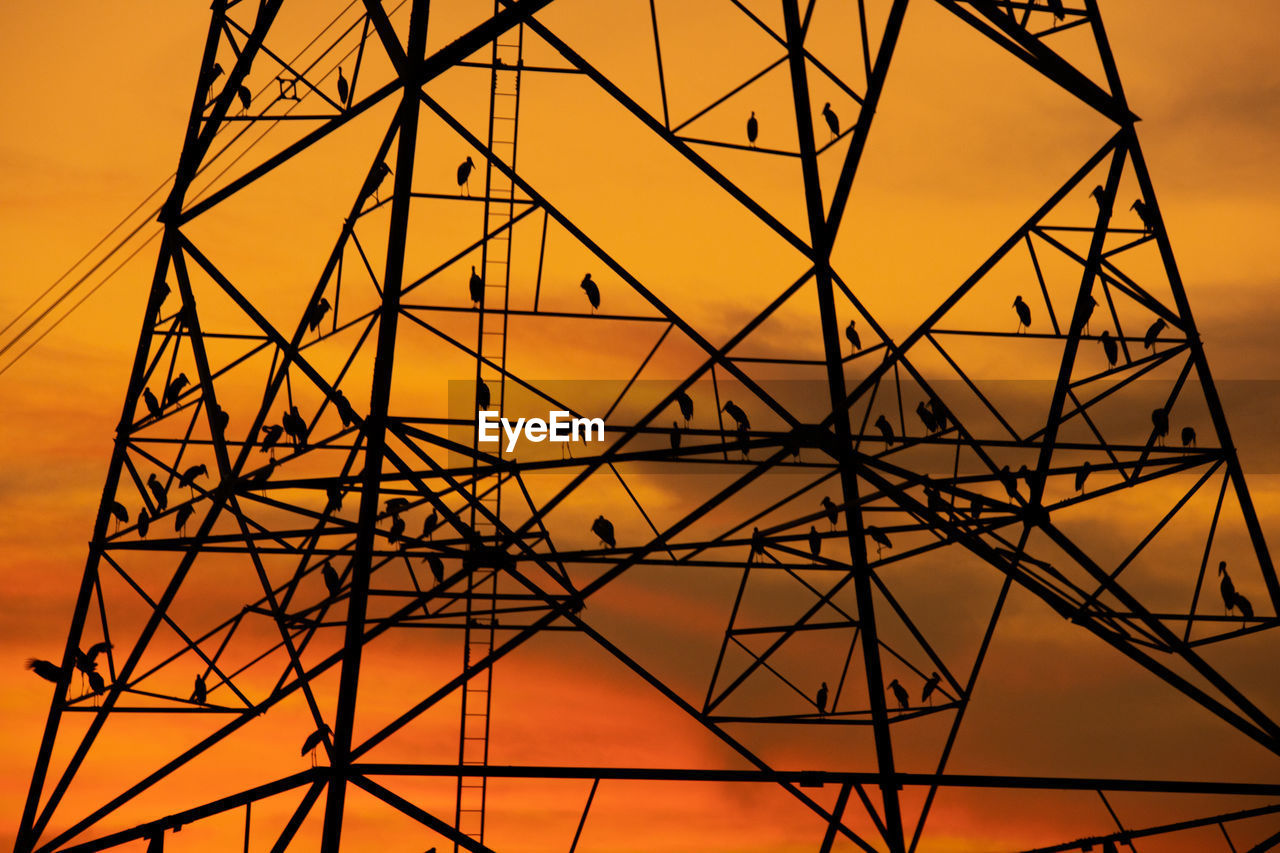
[16,1,1280,851]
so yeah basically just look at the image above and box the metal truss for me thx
[15,1,1280,851]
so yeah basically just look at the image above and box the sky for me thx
[1,1,1280,852]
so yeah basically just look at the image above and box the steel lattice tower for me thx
[15,1,1280,851]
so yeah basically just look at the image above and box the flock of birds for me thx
[811,670,946,716]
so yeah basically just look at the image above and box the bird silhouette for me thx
[808,525,821,557]
[676,391,694,423]
[75,642,111,677]
[887,678,909,710]
[750,526,766,556]
[87,670,106,697]
[26,659,64,685]
[301,724,332,766]
[358,162,391,208]
[236,85,251,113]
[165,373,189,406]
[845,319,861,352]
[1046,0,1065,20]
[457,156,475,196]
[721,401,749,432]
[670,421,682,450]
[1218,561,1236,613]
[580,273,600,313]
[922,672,941,704]
[821,496,839,528]
[179,464,208,490]
[260,423,284,455]
[1131,198,1156,232]
[1143,318,1166,351]
[108,501,129,527]
[1089,184,1108,209]
[191,673,207,705]
[306,297,331,333]
[333,390,356,427]
[389,515,406,541]
[426,554,445,585]
[207,62,224,83]
[385,497,410,516]
[174,504,194,531]
[866,525,892,555]
[915,401,938,434]
[929,397,949,432]
[592,515,616,548]
[1074,460,1091,492]
[1234,591,1254,622]
[999,465,1019,498]
[422,510,439,539]
[322,564,341,597]
[1181,426,1196,447]
[815,681,829,714]
[821,102,839,139]
[283,405,308,447]
[143,387,162,418]
[138,509,151,538]
[736,423,750,459]
[469,266,483,306]
[746,111,758,147]
[210,403,229,433]
[1151,407,1169,446]
[324,486,343,513]
[336,67,349,105]
[1077,295,1098,334]
[477,380,491,411]
[1013,295,1031,333]
[1099,330,1118,367]
[873,414,894,445]
[147,473,168,511]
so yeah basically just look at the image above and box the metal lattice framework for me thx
[15,1,1280,851]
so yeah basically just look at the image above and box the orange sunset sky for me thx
[2,1,1280,851]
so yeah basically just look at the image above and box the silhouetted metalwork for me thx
[15,1,1280,851]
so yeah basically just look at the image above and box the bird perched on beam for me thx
[1012,295,1031,333]
[165,373,189,406]
[1074,460,1091,492]
[283,405,308,448]
[1046,0,1065,21]
[922,672,941,705]
[425,554,445,585]
[866,525,892,555]
[456,156,475,196]
[477,380,491,411]
[305,297,331,334]
[147,473,168,511]
[580,273,600,313]
[260,423,284,456]
[336,67,349,105]
[175,504,194,531]
[108,501,129,529]
[235,85,251,113]
[676,391,694,424]
[333,390,356,427]
[815,681,828,714]
[808,525,821,557]
[915,401,938,434]
[821,496,839,529]
[886,678,909,710]
[1218,561,1237,614]
[873,414,894,445]
[1131,197,1156,232]
[142,388,162,419]
[191,673,207,705]
[322,564,342,598]
[721,400,749,432]
[1143,318,1166,351]
[301,724,332,766]
[746,111,758,147]
[845,319,861,352]
[469,266,483,306]
[1099,330,1118,367]
[1151,407,1169,446]
[357,162,391,209]
[1181,426,1196,447]
[592,515,616,548]
[821,102,839,139]
[385,497,410,517]
[670,421,682,450]
[179,464,208,490]
[422,510,439,539]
